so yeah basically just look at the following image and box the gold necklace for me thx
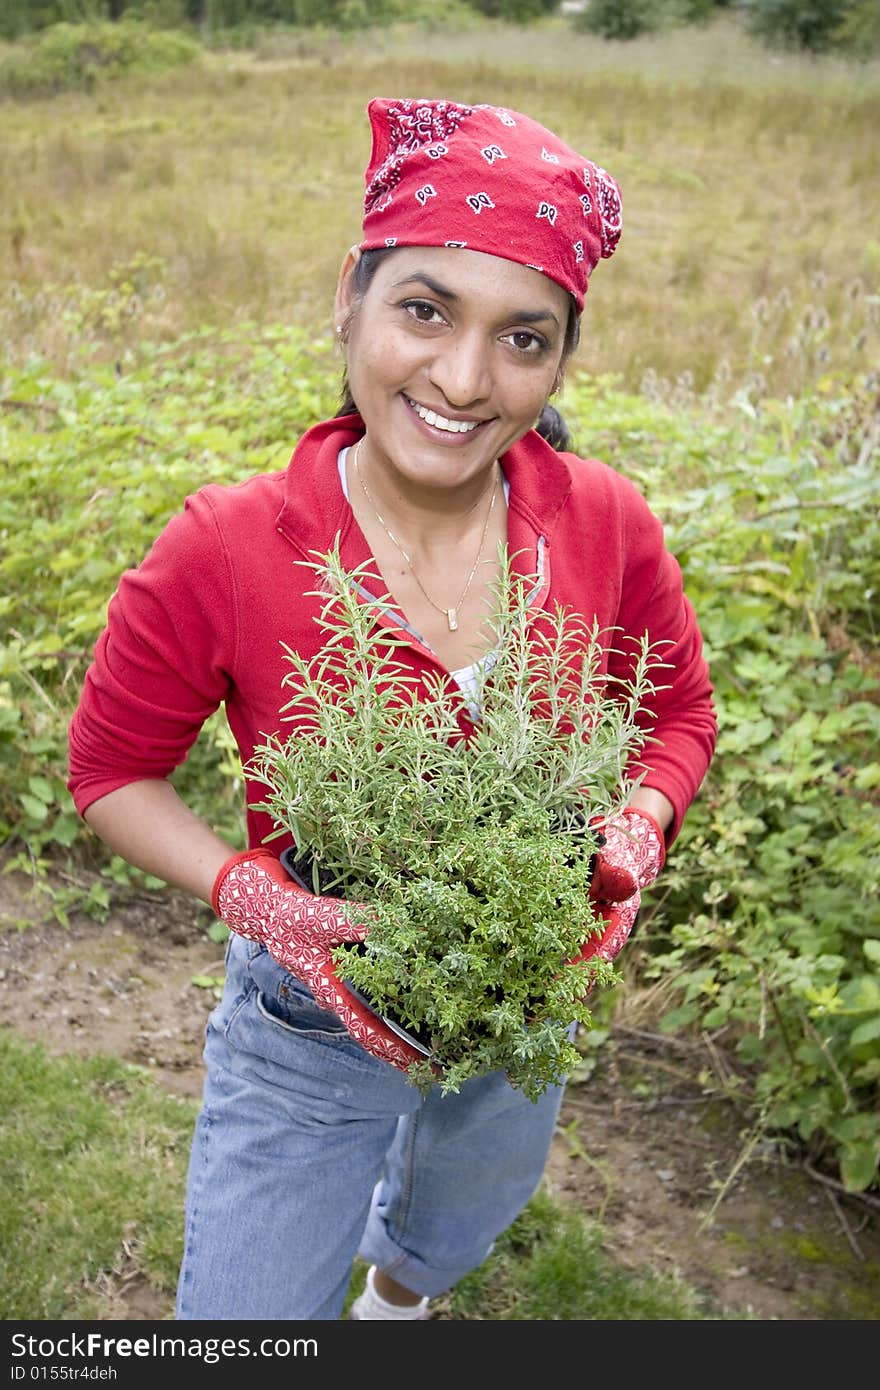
[351,439,498,633]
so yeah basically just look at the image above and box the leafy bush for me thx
[0,1,69,43]
[741,0,852,51]
[0,19,199,96]
[564,371,880,1192]
[188,0,431,28]
[833,0,880,55]
[576,0,664,40]
[0,318,340,876]
[466,0,558,20]
[250,547,664,1099]
[575,0,723,39]
[0,0,486,35]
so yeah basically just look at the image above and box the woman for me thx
[68,98,716,1321]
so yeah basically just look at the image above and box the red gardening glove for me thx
[577,807,666,965]
[212,848,428,1074]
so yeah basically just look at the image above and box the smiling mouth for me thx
[404,395,485,435]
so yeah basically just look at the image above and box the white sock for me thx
[350,1265,431,1320]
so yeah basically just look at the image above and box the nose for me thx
[426,329,491,409]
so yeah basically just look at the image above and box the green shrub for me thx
[195,0,417,28]
[741,0,852,51]
[678,0,720,19]
[0,19,199,96]
[833,0,880,55]
[563,371,880,1192]
[576,0,664,39]
[0,320,341,876]
[0,1,67,43]
[466,0,558,20]
[574,0,722,38]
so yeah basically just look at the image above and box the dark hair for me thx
[335,247,578,452]
[534,402,571,452]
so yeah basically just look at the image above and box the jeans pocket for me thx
[247,945,349,1039]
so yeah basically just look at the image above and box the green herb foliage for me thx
[249,547,664,1099]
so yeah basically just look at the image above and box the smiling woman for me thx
[66,96,716,1322]
[337,245,572,665]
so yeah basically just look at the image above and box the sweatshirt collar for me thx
[275,412,574,577]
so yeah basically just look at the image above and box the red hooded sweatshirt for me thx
[68,415,716,851]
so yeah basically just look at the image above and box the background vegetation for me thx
[1,0,505,44]
[1,0,879,55]
[0,4,878,1315]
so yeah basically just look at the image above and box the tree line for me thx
[2,0,878,56]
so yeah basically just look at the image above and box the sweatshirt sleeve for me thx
[608,481,716,844]
[67,490,236,817]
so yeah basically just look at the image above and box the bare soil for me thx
[2,866,878,1322]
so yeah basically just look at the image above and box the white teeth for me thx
[407,397,479,434]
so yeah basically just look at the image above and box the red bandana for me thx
[359,98,622,312]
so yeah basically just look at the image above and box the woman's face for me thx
[337,245,572,493]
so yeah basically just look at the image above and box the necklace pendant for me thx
[446,607,459,632]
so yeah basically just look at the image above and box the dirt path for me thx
[2,866,878,1320]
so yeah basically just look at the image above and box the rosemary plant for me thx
[249,545,665,1100]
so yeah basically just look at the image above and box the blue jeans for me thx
[175,933,568,1320]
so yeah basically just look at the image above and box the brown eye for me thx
[506,330,546,355]
[403,300,443,324]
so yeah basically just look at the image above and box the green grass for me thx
[1,1028,719,1320]
[444,1186,714,1319]
[0,1029,194,1319]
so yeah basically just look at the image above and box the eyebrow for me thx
[390,272,561,327]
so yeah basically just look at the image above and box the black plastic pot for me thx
[278,846,434,1058]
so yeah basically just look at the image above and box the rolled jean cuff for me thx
[357,1215,493,1300]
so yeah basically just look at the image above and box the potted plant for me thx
[249,545,663,1101]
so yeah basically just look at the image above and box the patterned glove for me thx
[577,807,666,965]
[212,848,427,1074]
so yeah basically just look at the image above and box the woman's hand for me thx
[590,806,666,906]
[212,849,427,1075]
[577,806,667,965]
